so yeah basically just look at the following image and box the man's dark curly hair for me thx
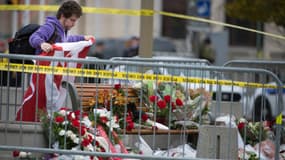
[56,1,82,19]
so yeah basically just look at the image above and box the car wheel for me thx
[253,96,272,122]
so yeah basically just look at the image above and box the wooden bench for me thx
[62,81,148,112]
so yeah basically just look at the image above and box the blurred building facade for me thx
[205,0,285,61]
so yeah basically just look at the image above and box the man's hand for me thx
[84,35,95,41]
[41,42,53,53]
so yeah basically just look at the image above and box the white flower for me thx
[82,116,92,128]
[59,130,66,136]
[73,137,80,144]
[19,152,31,158]
[70,112,76,120]
[106,119,120,131]
[133,82,142,88]
[84,144,94,152]
[70,133,77,140]
[94,108,109,118]
[58,110,67,116]
[66,130,73,137]
[238,118,247,123]
[62,120,69,125]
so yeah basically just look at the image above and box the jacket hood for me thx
[45,16,65,34]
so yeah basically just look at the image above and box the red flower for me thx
[59,107,69,111]
[81,138,90,147]
[142,113,149,122]
[71,120,81,128]
[126,122,135,131]
[74,110,82,119]
[74,110,88,120]
[238,122,245,130]
[126,114,133,123]
[149,95,158,103]
[157,100,167,109]
[87,134,94,143]
[100,116,108,123]
[55,116,65,123]
[12,150,20,157]
[67,112,75,121]
[171,102,176,111]
[114,84,121,90]
[164,95,171,103]
[175,98,183,106]
[79,126,87,136]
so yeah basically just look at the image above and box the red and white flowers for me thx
[41,107,109,159]
[94,108,120,131]
[12,151,32,159]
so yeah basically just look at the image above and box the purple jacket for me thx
[29,16,85,55]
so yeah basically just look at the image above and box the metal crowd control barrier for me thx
[0,53,284,159]
[223,60,285,126]
[109,56,211,67]
[224,60,285,84]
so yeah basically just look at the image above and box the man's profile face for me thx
[61,14,79,31]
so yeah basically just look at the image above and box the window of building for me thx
[162,0,187,39]
[226,16,263,47]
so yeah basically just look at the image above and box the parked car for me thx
[223,61,285,121]
[246,81,285,121]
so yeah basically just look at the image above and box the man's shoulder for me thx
[43,16,61,30]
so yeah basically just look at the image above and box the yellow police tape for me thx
[0,5,285,40]
[276,114,283,125]
[0,62,280,89]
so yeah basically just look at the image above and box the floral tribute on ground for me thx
[85,82,213,131]
[40,107,127,160]
[140,81,212,129]
[235,117,285,160]
[86,82,213,131]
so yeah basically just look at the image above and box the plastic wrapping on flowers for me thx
[135,81,212,129]
[236,118,272,146]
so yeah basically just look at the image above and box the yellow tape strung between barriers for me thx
[0,62,281,89]
[0,5,285,40]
